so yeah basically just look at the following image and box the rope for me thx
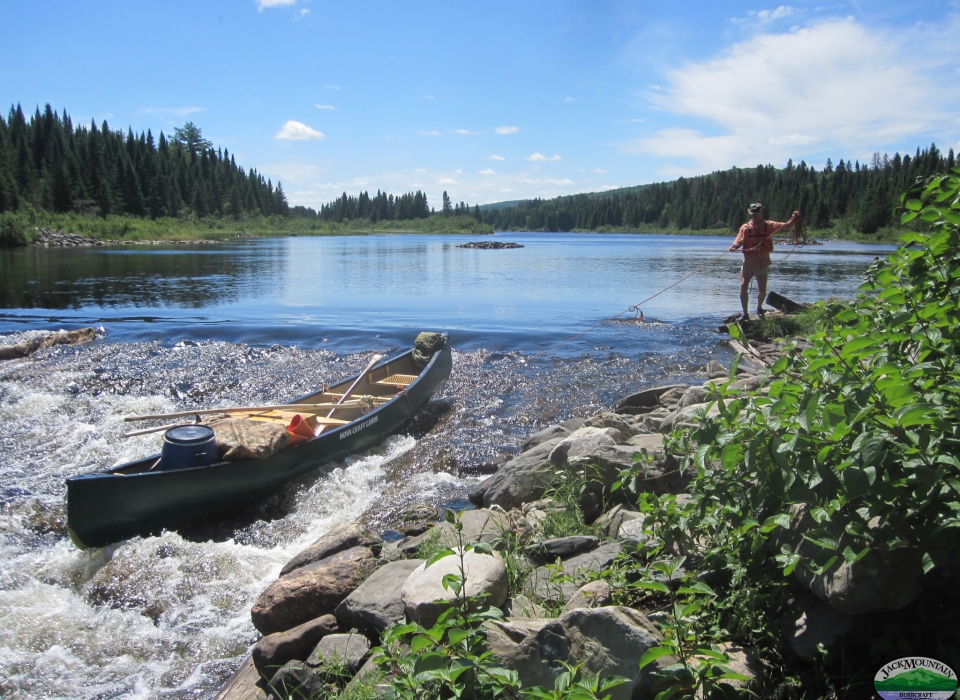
[526,247,733,360]
[525,212,810,361]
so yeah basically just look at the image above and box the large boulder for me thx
[660,402,722,433]
[401,548,508,627]
[524,536,598,565]
[594,505,642,538]
[502,594,546,620]
[252,547,376,635]
[334,559,423,635]
[781,507,925,614]
[280,522,382,577]
[549,427,621,468]
[398,508,517,554]
[780,594,853,662]
[527,542,622,602]
[307,632,371,673]
[521,424,571,452]
[252,614,339,678]
[615,385,686,414]
[562,580,613,614]
[267,660,327,700]
[468,437,566,510]
[484,607,662,700]
[583,412,639,439]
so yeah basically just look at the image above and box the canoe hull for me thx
[67,340,451,548]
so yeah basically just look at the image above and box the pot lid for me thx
[164,425,215,444]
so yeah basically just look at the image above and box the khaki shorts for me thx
[741,262,770,284]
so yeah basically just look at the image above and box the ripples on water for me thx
[0,321,726,698]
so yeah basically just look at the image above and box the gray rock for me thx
[625,433,665,450]
[524,536,599,564]
[594,504,642,538]
[729,374,765,392]
[502,594,546,620]
[334,559,423,634]
[780,594,853,662]
[401,548,508,627]
[527,542,622,601]
[583,412,639,439]
[657,386,687,408]
[549,427,621,467]
[398,508,519,554]
[784,506,925,614]
[521,425,571,452]
[280,523,381,577]
[617,516,650,549]
[583,444,685,495]
[678,385,709,409]
[268,660,326,700]
[660,402,722,433]
[341,656,389,697]
[252,547,377,635]
[252,614,339,679]
[562,580,613,614]
[560,417,587,432]
[307,632,371,673]
[704,360,728,379]
[468,437,566,510]
[614,385,686,412]
[484,606,661,700]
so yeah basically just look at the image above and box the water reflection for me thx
[0,234,893,352]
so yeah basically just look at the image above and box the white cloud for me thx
[450,129,480,135]
[526,153,562,162]
[424,95,436,100]
[495,126,520,134]
[489,155,505,161]
[628,18,956,173]
[257,0,296,10]
[324,84,341,91]
[731,5,800,27]
[275,120,325,140]
[594,168,607,173]
[315,104,336,110]
[414,168,427,173]
[418,130,442,136]
[479,168,496,175]
[454,169,463,174]
[565,97,577,103]
[438,178,457,185]
[519,177,575,186]
[629,118,645,123]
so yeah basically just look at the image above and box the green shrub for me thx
[0,212,29,247]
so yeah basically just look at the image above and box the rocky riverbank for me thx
[218,330,887,700]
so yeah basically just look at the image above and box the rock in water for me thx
[280,523,382,577]
[252,614,340,678]
[251,547,376,635]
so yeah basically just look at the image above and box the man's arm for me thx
[765,211,801,236]
[730,225,747,251]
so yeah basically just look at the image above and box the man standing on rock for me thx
[730,202,801,320]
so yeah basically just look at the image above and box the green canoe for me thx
[66,335,452,548]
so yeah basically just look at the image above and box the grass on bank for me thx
[0,208,494,246]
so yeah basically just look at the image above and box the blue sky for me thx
[2,1,959,210]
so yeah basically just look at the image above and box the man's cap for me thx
[748,202,764,214]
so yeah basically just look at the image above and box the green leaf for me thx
[639,646,675,670]
[904,198,923,211]
[728,322,742,341]
[894,404,936,427]
[632,580,670,594]
[761,512,792,533]
[842,466,871,499]
[470,541,494,556]
[410,634,434,652]
[676,581,717,596]
[447,628,469,645]
[801,530,840,551]
[424,550,454,569]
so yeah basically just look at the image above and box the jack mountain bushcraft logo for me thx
[874,657,958,699]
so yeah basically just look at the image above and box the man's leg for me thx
[739,266,752,317]
[756,271,768,314]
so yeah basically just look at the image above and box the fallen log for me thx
[0,327,100,360]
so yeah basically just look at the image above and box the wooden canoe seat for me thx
[376,374,417,387]
[234,410,349,426]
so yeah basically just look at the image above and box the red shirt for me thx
[733,219,790,267]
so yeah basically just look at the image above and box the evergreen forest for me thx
[477,146,955,236]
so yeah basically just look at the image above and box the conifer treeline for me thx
[0,104,288,219]
[310,189,484,223]
[480,146,956,234]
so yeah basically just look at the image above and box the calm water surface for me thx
[0,233,893,698]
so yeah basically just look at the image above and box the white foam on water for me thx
[0,346,420,699]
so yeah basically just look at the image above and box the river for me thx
[0,232,893,698]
